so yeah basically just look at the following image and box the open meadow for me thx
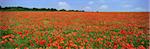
[0,12,149,49]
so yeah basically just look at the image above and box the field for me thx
[0,12,149,49]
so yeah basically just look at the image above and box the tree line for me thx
[0,6,85,12]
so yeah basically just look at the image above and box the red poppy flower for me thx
[17,32,23,35]
[0,26,8,30]
[39,40,46,45]
[47,44,51,47]
[137,45,146,49]
[120,30,126,34]
[96,38,103,41]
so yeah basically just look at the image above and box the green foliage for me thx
[112,29,120,32]
[0,29,13,37]
[63,30,77,34]
[0,42,15,48]
[0,29,14,48]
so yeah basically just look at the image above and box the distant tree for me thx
[96,11,99,12]
[68,10,74,12]
[50,8,57,11]
[40,8,47,11]
[4,7,10,9]
[59,9,66,11]
[68,10,84,12]
[0,6,1,9]
[33,8,38,11]
[17,6,23,8]
[47,8,50,10]
[75,10,80,12]
[0,6,85,12]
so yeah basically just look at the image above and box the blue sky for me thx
[0,0,149,12]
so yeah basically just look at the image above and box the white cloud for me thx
[98,5,109,10]
[99,0,105,3]
[88,1,94,5]
[123,4,133,8]
[58,1,70,9]
[85,6,91,9]
[134,7,146,11]
[119,7,147,12]
[126,7,147,12]
[82,6,92,11]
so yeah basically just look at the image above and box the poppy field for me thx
[0,12,149,49]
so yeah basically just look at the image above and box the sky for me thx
[0,0,149,12]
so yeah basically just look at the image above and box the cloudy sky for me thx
[0,0,149,12]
